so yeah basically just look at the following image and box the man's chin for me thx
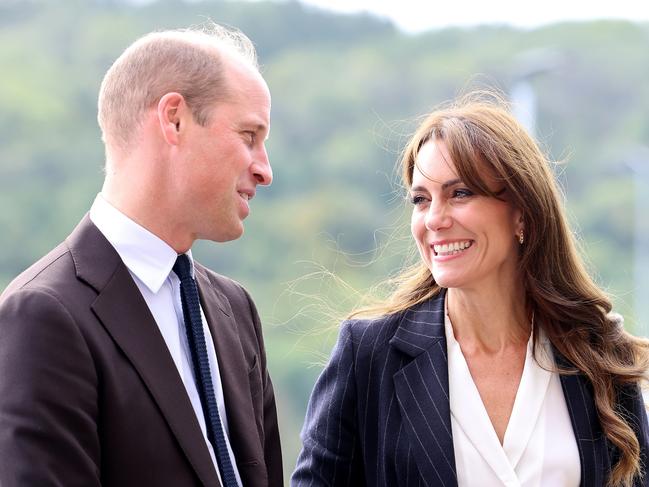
[206,224,244,243]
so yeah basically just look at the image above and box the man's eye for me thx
[245,131,256,145]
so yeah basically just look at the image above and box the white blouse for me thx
[445,311,581,487]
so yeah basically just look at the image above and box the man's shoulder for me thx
[193,261,258,318]
[194,261,247,297]
[1,241,74,300]
[1,215,116,304]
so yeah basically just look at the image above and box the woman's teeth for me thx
[434,240,472,256]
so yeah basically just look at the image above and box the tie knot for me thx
[172,254,193,281]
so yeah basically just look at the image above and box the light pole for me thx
[509,53,648,336]
[509,48,565,138]
[626,147,649,337]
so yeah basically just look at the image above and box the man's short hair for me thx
[97,23,258,153]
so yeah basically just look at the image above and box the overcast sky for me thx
[290,0,649,32]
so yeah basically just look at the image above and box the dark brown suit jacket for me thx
[0,216,283,486]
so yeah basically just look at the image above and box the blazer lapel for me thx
[195,268,265,485]
[557,355,607,487]
[67,216,221,487]
[390,290,458,487]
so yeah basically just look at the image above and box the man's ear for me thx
[158,92,185,146]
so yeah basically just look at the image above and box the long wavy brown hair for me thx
[351,92,649,486]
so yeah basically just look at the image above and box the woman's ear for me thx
[515,211,525,245]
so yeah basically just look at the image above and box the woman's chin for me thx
[432,272,464,289]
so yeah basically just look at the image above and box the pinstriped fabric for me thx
[292,292,454,487]
[292,289,649,487]
[557,357,608,487]
[394,352,455,486]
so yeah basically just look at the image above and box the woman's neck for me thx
[446,286,530,354]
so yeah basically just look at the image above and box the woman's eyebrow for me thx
[441,178,462,190]
[411,178,462,193]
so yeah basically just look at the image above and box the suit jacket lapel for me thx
[67,216,221,487]
[195,268,265,485]
[390,290,458,487]
[557,356,607,487]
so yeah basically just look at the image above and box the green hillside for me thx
[1,0,648,480]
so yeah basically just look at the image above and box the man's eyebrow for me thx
[239,116,268,130]
[241,121,270,140]
[242,122,267,133]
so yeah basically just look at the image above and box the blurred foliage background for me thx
[1,0,648,481]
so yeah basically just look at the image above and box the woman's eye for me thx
[410,195,428,205]
[453,188,474,199]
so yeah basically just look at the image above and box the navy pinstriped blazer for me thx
[292,289,649,487]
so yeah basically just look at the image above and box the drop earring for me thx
[518,229,524,245]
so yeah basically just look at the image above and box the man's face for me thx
[176,61,272,243]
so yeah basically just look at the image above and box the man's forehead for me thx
[222,65,270,107]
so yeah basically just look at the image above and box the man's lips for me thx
[237,189,255,201]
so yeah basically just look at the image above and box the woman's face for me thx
[410,140,522,291]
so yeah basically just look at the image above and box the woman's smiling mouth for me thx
[433,240,474,256]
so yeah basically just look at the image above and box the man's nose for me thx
[252,145,272,185]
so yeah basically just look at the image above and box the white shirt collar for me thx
[443,297,576,486]
[89,194,192,293]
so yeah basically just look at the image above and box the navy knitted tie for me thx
[173,254,238,487]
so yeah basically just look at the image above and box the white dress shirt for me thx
[445,306,580,487]
[90,194,242,487]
